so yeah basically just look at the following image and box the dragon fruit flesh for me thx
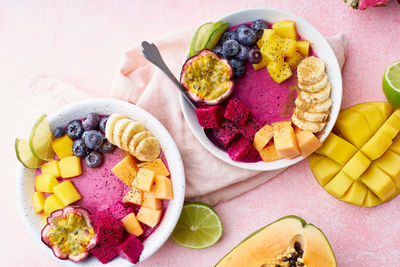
[224,98,250,126]
[215,120,239,147]
[117,235,144,264]
[239,115,262,141]
[109,202,133,220]
[227,135,261,162]
[89,208,113,230]
[91,243,119,264]
[344,0,390,9]
[195,105,224,128]
[96,217,124,246]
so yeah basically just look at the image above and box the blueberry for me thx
[247,48,262,64]
[85,151,103,168]
[213,45,225,58]
[52,127,65,138]
[235,24,249,34]
[229,58,246,78]
[72,139,90,158]
[236,45,250,61]
[222,40,240,57]
[66,120,84,140]
[98,116,108,132]
[99,138,116,153]
[251,19,269,39]
[82,113,99,131]
[236,25,256,46]
[219,31,237,44]
[83,130,103,150]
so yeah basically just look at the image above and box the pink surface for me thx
[2,1,400,266]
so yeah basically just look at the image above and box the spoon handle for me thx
[141,41,197,110]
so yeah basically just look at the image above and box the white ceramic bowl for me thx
[180,8,342,171]
[16,98,185,266]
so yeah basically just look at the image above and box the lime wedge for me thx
[383,60,400,108]
[171,202,223,249]
[15,138,45,168]
[29,114,54,161]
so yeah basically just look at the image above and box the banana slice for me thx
[134,137,161,162]
[298,74,328,93]
[295,97,332,113]
[105,114,127,144]
[297,56,325,85]
[294,107,328,123]
[299,82,331,104]
[112,118,132,149]
[292,113,326,133]
[120,121,146,151]
[129,131,153,155]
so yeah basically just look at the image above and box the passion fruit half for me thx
[180,49,234,105]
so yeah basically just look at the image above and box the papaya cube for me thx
[253,124,273,151]
[35,173,59,193]
[136,207,162,228]
[360,164,397,201]
[340,181,368,206]
[335,111,372,148]
[41,160,61,178]
[252,51,269,71]
[281,38,296,57]
[259,142,282,162]
[153,175,174,200]
[121,213,144,236]
[142,192,162,210]
[295,130,322,158]
[360,132,392,160]
[390,134,400,155]
[59,156,82,178]
[123,187,143,206]
[375,112,400,140]
[272,20,297,40]
[52,135,74,159]
[53,180,81,206]
[272,121,292,132]
[286,52,304,71]
[132,168,155,192]
[137,158,170,176]
[267,60,292,84]
[43,194,64,217]
[374,150,400,188]
[323,171,353,198]
[296,40,310,56]
[342,151,371,180]
[363,191,382,207]
[315,133,357,165]
[273,125,300,158]
[311,157,342,186]
[112,155,139,187]
[32,191,46,213]
[371,102,394,120]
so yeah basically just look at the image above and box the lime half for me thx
[383,60,400,108]
[29,114,54,161]
[15,138,44,168]
[171,202,223,249]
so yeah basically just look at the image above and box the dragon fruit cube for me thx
[239,115,262,141]
[109,202,133,220]
[117,235,144,264]
[215,120,239,147]
[224,98,250,126]
[91,243,119,264]
[89,208,113,231]
[227,135,261,162]
[195,105,224,129]
[97,217,123,246]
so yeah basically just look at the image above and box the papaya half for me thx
[215,215,336,267]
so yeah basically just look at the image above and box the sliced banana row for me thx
[105,113,161,162]
[292,56,332,133]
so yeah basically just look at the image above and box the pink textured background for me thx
[2,1,400,266]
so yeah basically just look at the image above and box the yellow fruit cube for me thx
[41,160,61,178]
[274,125,300,158]
[262,34,285,62]
[374,150,400,188]
[257,29,275,48]
[348,103,383,133]
[35,173,59,193]
[43,194,64,217]
[267,60,292,84]
[295,130,322,158]
[375,112,400,140]
[363,191,382,207]
[123,187,143,205]
[390,134,400,155]
[308,154,324,169]
[286,52,304,71]
[53,180,81,206]
[132,168,155,192]
[137,158,170,176]
[360,165,397,201]
[259,143,282,162]
[360,132,392,160]
[315,133,357,165]
[121,213,144,236]
[272,121,292,132]
[59,156,82,178]
[335,111,372,148]
[272,20,297,40]
[281,38,296,57]
[311,157,342,186]
[371,102,394,120]
[136,206,162,228]
[252,51,269,71]
[324,171,353,198]
[296,40,310,56]
[112,155,139,187]
[153,175,174,200]
[142,192,162,210]
[253,124,273,151]
[342,151,371,180]
[32,192,46,213]
[52,135,74,159]
[340,181,368,206]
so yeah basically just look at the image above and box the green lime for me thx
[171,202,223,249]
[29,114,54,161]
[15,138,45,168]
[383,60,400,107]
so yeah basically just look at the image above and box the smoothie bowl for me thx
[16,98,185,266]
[179,8,342,171]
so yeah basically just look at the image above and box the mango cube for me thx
[53,180,81,206]
[335,111,372,148]
[153,175,174,200]
[257,29,275,48]
[311,157,342,186]
[112,155,139,187]
[363,191,382,207]
[361,132,392,160]
[340,181,368,206]
[137,158,170,176]
[142,192,162,210]
[281,38,297,57]
[360,165,396,201]
[286,52,304,71]
[308,154,324,169]
[295,130,322,158]
[43,194,64,217]
[41,160,61,178]
[371,102,394,120]
[262,33,284,61]
[132,168,155,192]
[349,103,383,132]
[253,124,273,151]
[121,213,144,236]
[35,173,59,193]
[52,135,74,159]
[259,143,282,162]
[296,40,310,56]
[272,20,297,40]
[267,60,292,84]
[315,133,357,165]
[123,187,143,205]
[136,207,162,228]
[59,156,82,178]
[274,125,300,158]
[375,112,400,140]
[32,191,46,213]
[374,150,400,188]
[342,151,371,180]
[390,134,400,155]
[324,171,353,198]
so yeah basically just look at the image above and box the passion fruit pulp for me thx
[180,49,234,105]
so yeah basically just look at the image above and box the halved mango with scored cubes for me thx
[310,102,400,207]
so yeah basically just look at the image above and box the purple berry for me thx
[72,139,90,158]
[219,31,237,44]
[236,45,250,61]
[236,25,256,46]
[83,130,103,150]
[66,120,84,140]
[222,40,240,57]
[213,45,225,58]
[229,58,246,78]
[52,127,65,138]
[99,138,116,153]
[82,113,99,131]
[247,48,262,64]
[251,19,269,39]
[85,151,103,168]
[98,116,108,132]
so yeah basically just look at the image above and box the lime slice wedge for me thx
[383,60,400,108]
[15,138,45,168]
[171,202,223,249]
[29,114,54,161]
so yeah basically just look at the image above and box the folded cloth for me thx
[31,27,347,206]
